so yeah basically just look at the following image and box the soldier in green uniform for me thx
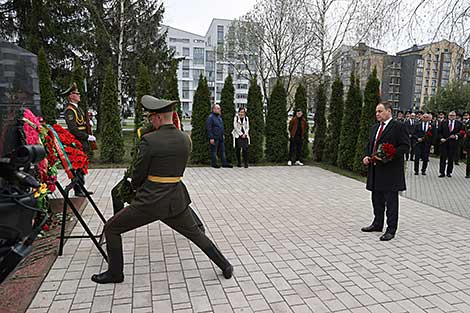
[91,95,233,284]
[62,83,96,196]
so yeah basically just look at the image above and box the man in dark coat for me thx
[206,104,232,168]
[91,95,233,284]
[463,113,470,178]
[288,109,308,166]
[438,111,463,178]
[361,102,410,241]
[404,112,416,161]
[412,113,433,175]
[62,82,96,196]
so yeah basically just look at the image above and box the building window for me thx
[182,47,190,57]
[169,37,190,43]
[182,102,190,113]
[193,48,204,65]
[182,90,189,99]
[217,25,224,43]
[216,71,223,81]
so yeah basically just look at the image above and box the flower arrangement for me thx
[52,124,89,174]
[372,143,396,163]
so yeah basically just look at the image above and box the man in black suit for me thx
[404,112,416,161]
[413,113,433,175]
[433,111,446,156]
[361,102,410,241]
[438,111,463,178]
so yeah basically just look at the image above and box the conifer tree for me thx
[72,58,88,114]
[353,67,381,174]
[191,75,211,164]
[219,74,235,162]
[246,76,264,163]
[313,83,327,162]
[135,62,151,133]
[164,59,182,126]
[265,80,288,162]
[337,73,363,170]
[38,47,57,124]
[294,84,309,160]
[324,77,344,165]
[100,64,124,163]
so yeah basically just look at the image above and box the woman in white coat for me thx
[232,107,250,168]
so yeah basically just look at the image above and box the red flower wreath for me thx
[52,124,89,174]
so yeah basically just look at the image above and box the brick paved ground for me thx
[403,157,470,218]
[27,166,470,313]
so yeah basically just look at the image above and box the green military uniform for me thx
[62,83,92,196]
[91,96,233,284]
[64,104,90,152]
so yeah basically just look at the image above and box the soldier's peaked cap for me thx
[141,95,177,113]
[61,82,78,96]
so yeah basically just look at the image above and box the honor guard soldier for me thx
[91,95,233,284]
[62,82,96,196]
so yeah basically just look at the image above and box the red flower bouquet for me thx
[372,143,396,163]
[51,124,89,174]
[459,130,466,138]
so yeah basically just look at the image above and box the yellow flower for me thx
[39,183,48,194]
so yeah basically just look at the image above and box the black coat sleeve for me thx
[395,122,410,158]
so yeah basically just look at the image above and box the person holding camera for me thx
[62,83,96,196]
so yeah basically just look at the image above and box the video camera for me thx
[0,40,46,284]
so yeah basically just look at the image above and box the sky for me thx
[162,0,256,36]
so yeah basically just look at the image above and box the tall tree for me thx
[323,77,344,165]
[191,75,211,164]
[353,67,381,174]
[100,64,124,163]
[265,80,288,163]
[294,84,309,160]
[135,62,151,133]
[246,75,264,163]
[428,81,470,114]
[313,83,327,162]
[219,74,236,163]
[164,58,182,126]
[337,73,362,170]
[72,58,88,115]
[38,47,57,124]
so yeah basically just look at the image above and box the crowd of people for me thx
[396,110,470,178]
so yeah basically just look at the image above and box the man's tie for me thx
[449,120,453,132]
[373,122,385,154]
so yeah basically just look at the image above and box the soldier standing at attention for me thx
[91,95,233,284]
[63,82,96,196]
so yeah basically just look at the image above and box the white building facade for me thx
[164,18,251,115]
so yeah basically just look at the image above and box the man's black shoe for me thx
[438,174,445,178]
[237,163,242,167]
[466,175,470,179]
[91,271,124,284]
[455,162,460,165]
[222,164,233,168]
[379,232,395,241]
[421,172,426,175]
[223,265,233,279]
[361,225,382,232]
[414,172,419,175]
[447,174,452,177]
[211,164,220,168]
[244,164,248,168]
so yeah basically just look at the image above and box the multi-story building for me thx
[333,40,466,112]
[463,58,470,85]
[164,18,252,115]
[397,39,465,110]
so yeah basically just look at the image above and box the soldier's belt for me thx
[147,176,182,183]
[77,126,86,130]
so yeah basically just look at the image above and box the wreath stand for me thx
[56,171,108,262]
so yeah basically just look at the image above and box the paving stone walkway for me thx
[27,166,470,313]
[403,157,470,218]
